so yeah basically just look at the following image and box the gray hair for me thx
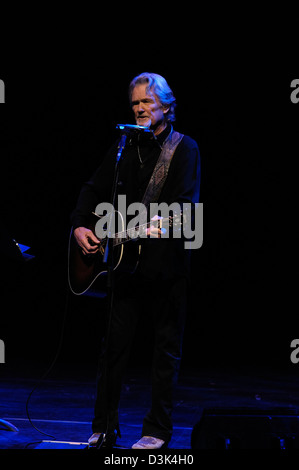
[129,72,176,122]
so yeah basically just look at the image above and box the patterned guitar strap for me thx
[140,127,184,221]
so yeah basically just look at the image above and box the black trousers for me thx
[92,273,187,443]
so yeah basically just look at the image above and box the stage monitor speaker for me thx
[191,407,299,449]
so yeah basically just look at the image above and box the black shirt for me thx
[71,124,200,280]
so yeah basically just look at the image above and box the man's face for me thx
[131,83,168,133]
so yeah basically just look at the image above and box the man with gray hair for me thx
[71,72,201,449]
[128,72,177,126]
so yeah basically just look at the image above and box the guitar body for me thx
[68,212,141,296]
[68,209,181,296]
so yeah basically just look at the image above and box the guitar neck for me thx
[113,221,151,246]
[91,211,181,247]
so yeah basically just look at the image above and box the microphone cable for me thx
[25,285,70,439]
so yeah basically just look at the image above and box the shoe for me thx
[88,433,102,446]
[88,432,117,448]
[132,436,166,449]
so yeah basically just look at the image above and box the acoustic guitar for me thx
[68,211,182,296]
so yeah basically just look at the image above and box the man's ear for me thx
[163,106,170,115]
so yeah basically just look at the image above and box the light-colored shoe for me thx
[88,431,117,448]
[88,432,102,446]
[132,435,165,449]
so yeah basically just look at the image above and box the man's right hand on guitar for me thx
[74,227,101,255]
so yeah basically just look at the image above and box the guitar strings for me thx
[113,215,175,246]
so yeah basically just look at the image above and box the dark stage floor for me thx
[1,361,299,451]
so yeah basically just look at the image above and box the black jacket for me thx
[71,125,201,281]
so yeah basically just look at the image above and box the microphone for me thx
[115,122,154,163]
[116,123,153,135]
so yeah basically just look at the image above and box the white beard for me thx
[136,117,152,128]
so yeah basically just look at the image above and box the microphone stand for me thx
[103,133,127,264]
[95,132,127,448]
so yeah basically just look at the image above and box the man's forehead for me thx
[132,83,155,99]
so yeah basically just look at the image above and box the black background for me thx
[0,47,296,376]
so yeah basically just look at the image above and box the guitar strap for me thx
[141,127,184,212]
